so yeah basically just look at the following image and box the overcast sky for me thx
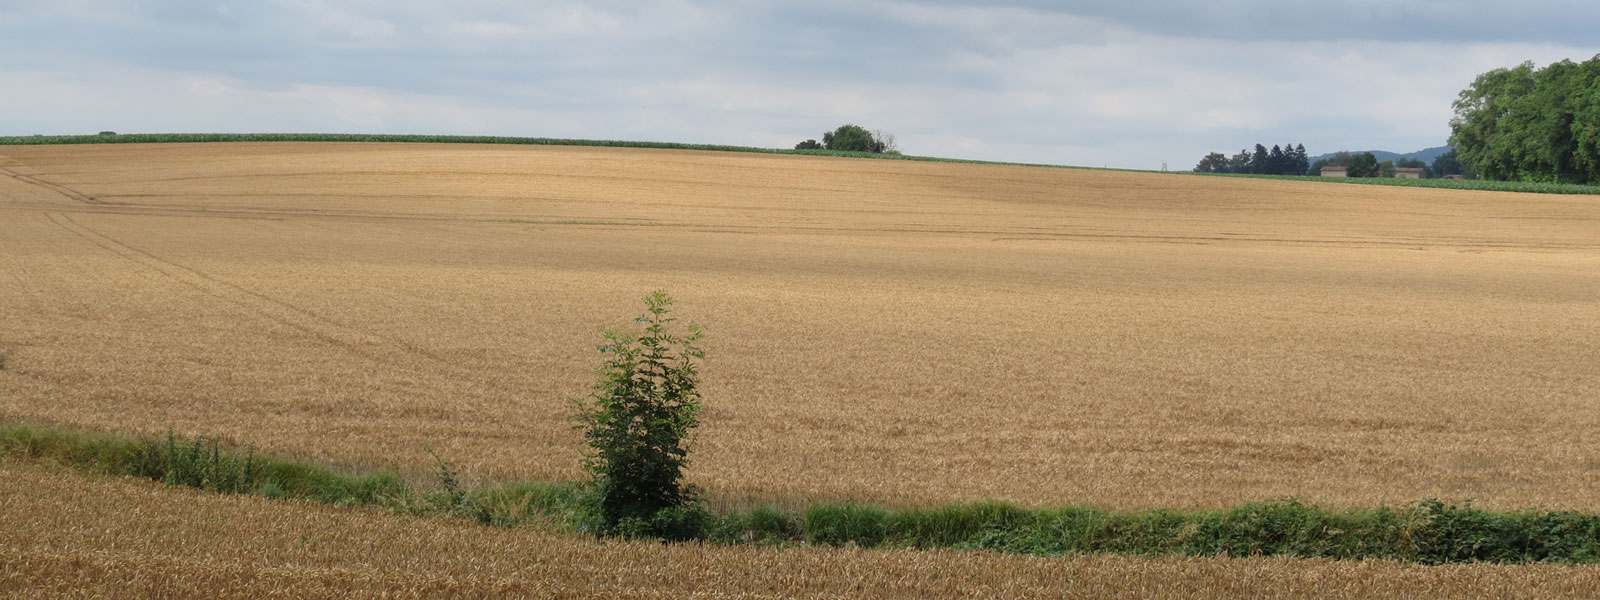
[0,1,1593,169]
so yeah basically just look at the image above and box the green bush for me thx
[573,291,708,540]
[1400,500,1600,564]
[608,503,712,542]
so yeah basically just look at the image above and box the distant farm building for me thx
[1320,166,1348,177]
[1394,168,1424,179]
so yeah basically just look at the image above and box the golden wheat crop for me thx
[2,142,1599,512]
[3,461,1599,599]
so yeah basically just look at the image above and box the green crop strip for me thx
[1184,171,1600,195]
[0,132,918,161]
[5,421,1599,564]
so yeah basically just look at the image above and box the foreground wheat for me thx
[3,462,1599,599]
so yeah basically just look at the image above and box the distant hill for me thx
[1309,146,1452,165]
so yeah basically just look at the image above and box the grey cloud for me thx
[0,1,1594,169]
[907,0,1600,45]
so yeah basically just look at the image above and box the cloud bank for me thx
[0,1,1591,168]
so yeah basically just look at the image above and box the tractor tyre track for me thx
[41,212,486,382]
[0,165,104,205]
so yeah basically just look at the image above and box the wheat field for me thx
[2,142,1599,512]
[5,460,1600,599]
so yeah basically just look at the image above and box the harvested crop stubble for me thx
[4,462,1600,599]
[1,143,1599,511]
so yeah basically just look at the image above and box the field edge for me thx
[5,420,1599,565]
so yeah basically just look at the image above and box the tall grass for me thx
[5,421,1599,563]
[1,422,405,506]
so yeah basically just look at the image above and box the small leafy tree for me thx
[574,291,708,540]
[1228,149,1252,173]
[817,124,896,153]
[823,124,876,152]
[1193,152,1229,173]
[1347,152,1380,177]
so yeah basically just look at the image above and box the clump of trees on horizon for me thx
[796,124,899,154]
[1194,143,1310,175]
[1451,55,1600,185]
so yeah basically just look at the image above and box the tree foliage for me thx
[1194,152,1230,173]
[1430,149,1473,178]
[1308,151,1382,177]
[1194,142,1309,175]
[1450,55,1600,184]
[574,291,708,540]
[805,124,897,154]
[1345,152,1380,178]
[1228,149,1252,173]
[1395,157,1431,178]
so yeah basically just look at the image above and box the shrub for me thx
[573,291,708,540]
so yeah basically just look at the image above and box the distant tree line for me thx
[1199,145,1473,179]
[1304,151,1470,179]
[1194,143,1310,175]
[1450,55,1600,184]
[795,124,899,154]
[1309,151,1383,177]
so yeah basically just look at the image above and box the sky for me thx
[0,1,1593,169]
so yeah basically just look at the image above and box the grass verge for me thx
[4,132,1594,195]
[4,421,1598,563]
